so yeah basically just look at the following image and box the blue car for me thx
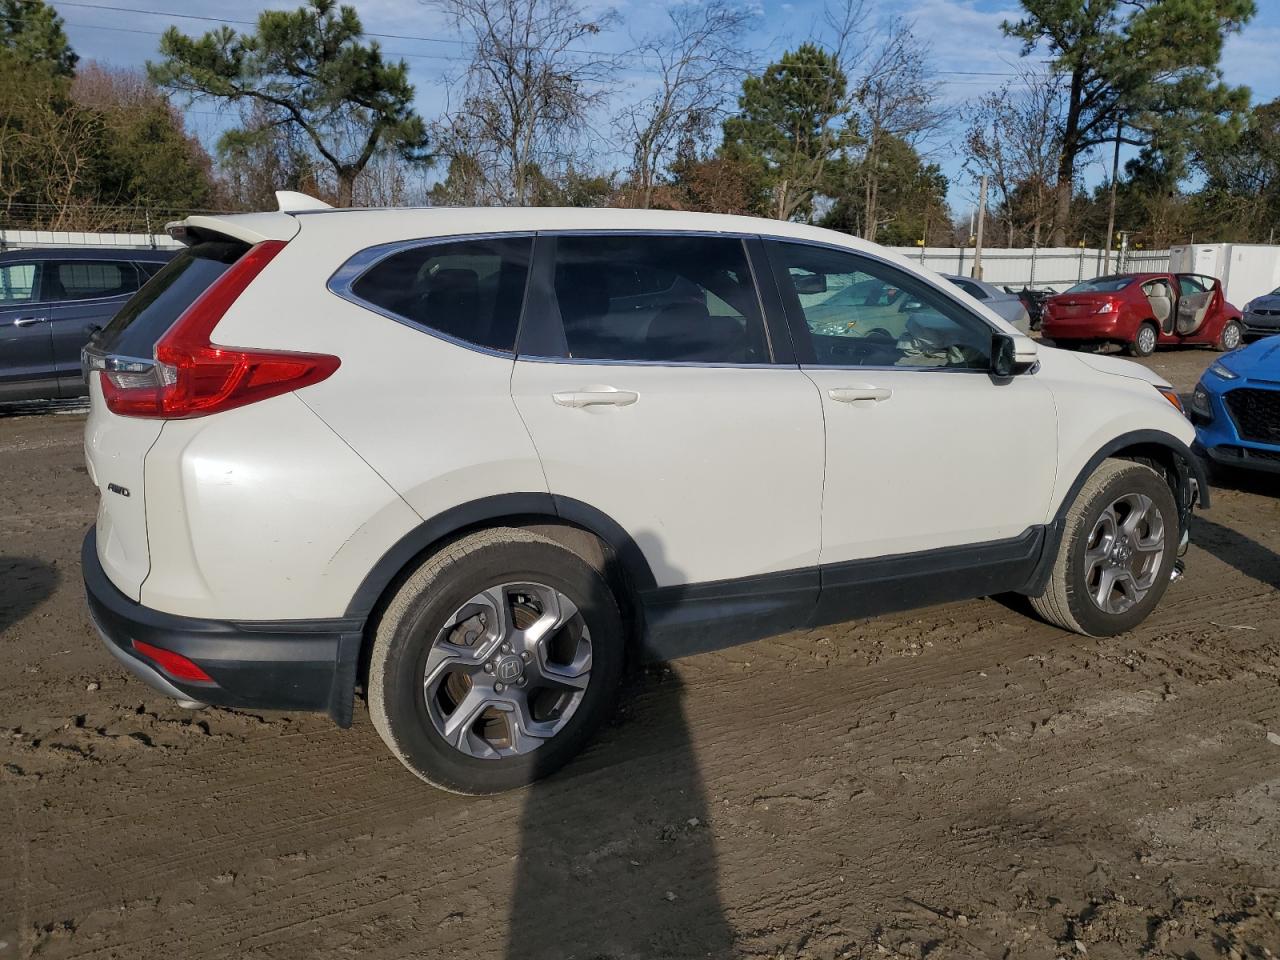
[1191,335,1280,474]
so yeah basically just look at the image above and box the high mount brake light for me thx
[99,240,340,419]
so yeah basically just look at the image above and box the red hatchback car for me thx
[1041,272,1243,357]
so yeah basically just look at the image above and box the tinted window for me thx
[1177,275,1208,294]
[351,237,532,353]
[1066,276,1133,293]
[98,240,246,357]
[772,242,992,370]
[948,277,988,300]
[48,260,140,301]
[548,234,767,363]
[136,260,168,280]
[0,262,37,304]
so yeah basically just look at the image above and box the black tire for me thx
[1215,320,1243,352]
[368,527,625,794]
[1128,322,1158,357]
[1029,459,1179,637]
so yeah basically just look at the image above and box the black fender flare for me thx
[1024,428,1208,595]
[343,493,658,622]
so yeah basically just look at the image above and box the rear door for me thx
[0,259,54,400]
[46,259,144,397]
[510,233,825,602]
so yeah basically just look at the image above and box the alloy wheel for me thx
[1138,326,1157,355]
[1082,493,1166,615]
[423,581,592,759]
[1223,323,1241,350]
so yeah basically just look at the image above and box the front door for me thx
[765,240,1058,568]
[1174,274,1214,337]
[511,233,825,601]
[0,260,53,401]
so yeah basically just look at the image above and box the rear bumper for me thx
[82,529,362,726]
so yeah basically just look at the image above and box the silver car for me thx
[1242,288,1280,339]
[944,275,1032,334]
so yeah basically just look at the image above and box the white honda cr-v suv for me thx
[82,194,1206,794]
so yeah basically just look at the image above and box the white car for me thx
[82,195,1206,794]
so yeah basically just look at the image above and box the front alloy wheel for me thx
[1081,492,1166,615]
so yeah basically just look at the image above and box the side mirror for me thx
[793,273,827,295]
[991,333,1017,378]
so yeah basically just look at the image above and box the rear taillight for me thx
[98,240,339,419]
[1094,299,1117,314]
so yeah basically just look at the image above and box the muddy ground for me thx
[1,348,1278,960]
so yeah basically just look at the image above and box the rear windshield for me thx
[1065,276,1133,293]
[96,240,247,357]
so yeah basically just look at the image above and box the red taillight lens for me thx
[1093,299,1117,314]
[101,240,340,419]
[132,640,214,683]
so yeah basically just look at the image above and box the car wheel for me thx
[1029,459,1178,637]
[368,527,625,794]
[1128,322,1158,357]
[1216,320,1243,352]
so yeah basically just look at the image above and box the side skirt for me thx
[638,526,1048,661]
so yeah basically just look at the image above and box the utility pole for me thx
[972,174,987,280]
[1103,119,1123,273]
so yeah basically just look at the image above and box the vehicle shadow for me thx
[506,669,734,959]
[0,557,59,634]
[0,399,89,419]
[1190,516,1280,590]
[506,530,733,959]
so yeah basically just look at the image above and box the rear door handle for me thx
[12,316,47,327]
[552,387,639,408]
[828,386,892,403]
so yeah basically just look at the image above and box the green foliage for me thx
[1003,0,1255,243]
[148,0,428,206]
[1195,98,1280,242]
[0,0,76,77]
[722,43,856,220]
[821,134,948,245]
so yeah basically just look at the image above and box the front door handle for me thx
[552,387,639,408]
[12,316,47,327]
[829,386,892,403]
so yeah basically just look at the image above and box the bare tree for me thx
[852,18,941,242]
[615,0,753,209]
[428,0,618,205]
[962,70,1064,247]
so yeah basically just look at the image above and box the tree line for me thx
[0,0,1272,250]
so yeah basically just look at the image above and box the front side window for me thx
[1177,275,1208,295]
[49,260,140,301]
[350,236,533,354]
[547,234,768,363]
[771,241,993,370]
[0,262,37,304]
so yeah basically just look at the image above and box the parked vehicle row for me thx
[1,248,174,401]
[79,197,1205,794]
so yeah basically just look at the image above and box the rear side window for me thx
[97,240,247,358]
[48,260,140,301]
[350,237,533,354]
[546,234,768,363]
[0,262,37,303]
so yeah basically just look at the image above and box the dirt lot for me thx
[1,349,1278,960]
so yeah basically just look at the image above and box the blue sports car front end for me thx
[1191,335,1280,474]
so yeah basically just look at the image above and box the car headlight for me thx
[1207,361,1238,380]
[1191,382,1212,417]
[1244,300,1256,312]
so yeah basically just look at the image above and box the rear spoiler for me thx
[166,191,329,247]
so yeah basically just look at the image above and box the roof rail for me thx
[275,191,333,212]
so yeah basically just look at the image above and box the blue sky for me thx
[49,0,1280,212]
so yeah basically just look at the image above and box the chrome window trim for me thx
[326,227,1022,372]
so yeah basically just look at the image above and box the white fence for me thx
[887,246,1172,291]
[0,229,181,251]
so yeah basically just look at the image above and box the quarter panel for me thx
[140,393,421,620]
